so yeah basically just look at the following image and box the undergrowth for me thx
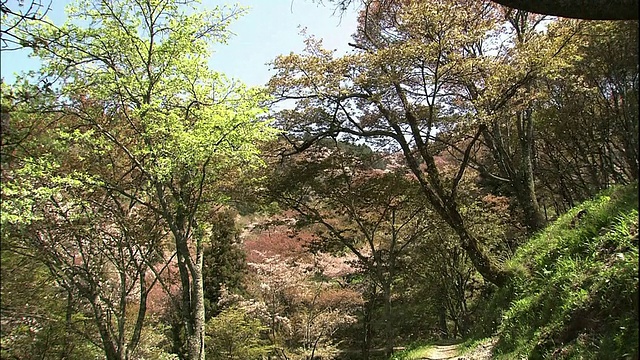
[389,183,638,360]
[491,183,639,359]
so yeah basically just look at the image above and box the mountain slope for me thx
[490,182,639,359]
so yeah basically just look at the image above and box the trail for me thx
[420,344,462,359]
[419,337,497,360]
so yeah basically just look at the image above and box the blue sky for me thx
[0,0,360,86]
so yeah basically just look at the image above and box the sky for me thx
[0,0,360,86]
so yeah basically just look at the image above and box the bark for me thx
[157,179,206,360]
[449,217,509,288]
[514,109,546,232]
[481,125,542,232]
[513,176,546,232]
[186,236,206,360]
[361,295,375,360]
[63,290,76,358]
[621,105,639,181]
[381,281,393,358]
[489,0,639,20]
[437,302,449,338]
[91,297,120,360]
[386,106,511,287]
[127,269,149,359]
[175,233,205,360]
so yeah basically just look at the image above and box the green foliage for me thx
[0,248,104,359]
[19,0,276,194]
[205,306,272,360]
[484,183,639,359]
[4,2,277,359]
[535,20,638,206]
[203,209,248,319]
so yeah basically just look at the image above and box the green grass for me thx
[389,183,638,360]
[492,182,639,359]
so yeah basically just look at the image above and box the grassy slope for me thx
[392,183,639,360]
[491,182,638,359]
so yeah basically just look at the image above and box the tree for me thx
[268,145,432,357]
[269,0,511,287]
[12,1,275,359]
[534,20,639,208]
[1,0,52,49]
[205,307,271,360]
[240,213,362,359]
[459,9,551,233]
[0,244,105,359]
[202,209,247,320]
[1,83,176,360]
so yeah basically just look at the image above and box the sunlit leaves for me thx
[5,1,277,358]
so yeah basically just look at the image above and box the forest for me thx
[0,0,638,359]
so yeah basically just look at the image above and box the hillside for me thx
[476,182,639,359]
[393,182,639,360]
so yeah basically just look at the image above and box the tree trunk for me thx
[361,296,374,360]
[437,302,449,339]
[382,281,393,358]
[63,290,75,358]
[481,109,546,233]
[513,176,546,232]
[424,180,511,287]
[186,237,206,360]
[180,229,206,360]
[92,298,120,360]
[397,132,511,288]
[446,208,510,288]
[515,109,546,232]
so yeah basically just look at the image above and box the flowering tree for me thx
[6,1,275,358]
[241,217,361,359]
[268,145,433,357]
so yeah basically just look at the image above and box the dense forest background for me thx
[1,0,637,359]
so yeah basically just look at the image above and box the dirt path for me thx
[420,344,462,359]
[420,337,497,360]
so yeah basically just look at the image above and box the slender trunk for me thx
[382,281,393,358]
[513,177,546,232]
[63,289,75,358]
[399,135,511,287]
[386,84,510,288]
[439,202,511,287]
[437,301,448,339]
[361,297,374,360]
[92,297,120,360]
[176,246,193,357]
[127,268,149,359]
[514,109,546,232]
[621,114,639,180]
[117,270,127,359]
[170,215,205,360]
[186,234,206,360]
[449,213,510,287]
[177,235,205,360]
